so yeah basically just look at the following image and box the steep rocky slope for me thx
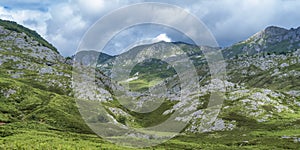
[0,19,91,133]
[224,26,300,58]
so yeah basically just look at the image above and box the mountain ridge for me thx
[0,19,58,54]
[92,25,300,62]
[223,25,300,58]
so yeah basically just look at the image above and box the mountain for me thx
[74,51,114,66]
[94,26,300,148]
[223,26,300,58]
[1,19,300,149]
[0,19,93,137]
[98,41,215,82]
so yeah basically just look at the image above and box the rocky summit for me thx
[223,26,300,58]
[0,19,300,149]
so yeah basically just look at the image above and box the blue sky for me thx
[0,0,300,56]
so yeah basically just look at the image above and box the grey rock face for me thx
[224,26,300,58]
[0,24,72,95]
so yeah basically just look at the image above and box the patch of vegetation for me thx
[126,100,176,128]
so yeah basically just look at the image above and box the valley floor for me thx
[1,121,300,149]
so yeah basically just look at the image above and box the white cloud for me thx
[44,0,134,56]
[76,0,105,15]
[45,3,88,56]
[152,33,172,43]
[0,6,51,37]
[190,0,300,46]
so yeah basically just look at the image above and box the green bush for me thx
[116,115,126,125]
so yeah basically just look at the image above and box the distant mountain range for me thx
[93,26,300,60]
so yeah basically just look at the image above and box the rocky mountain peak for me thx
[253,25,300,43]
[248,26,288,43]
[264,26,288,36]
[224,25,300,58]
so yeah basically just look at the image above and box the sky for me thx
[0,0,300,56]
